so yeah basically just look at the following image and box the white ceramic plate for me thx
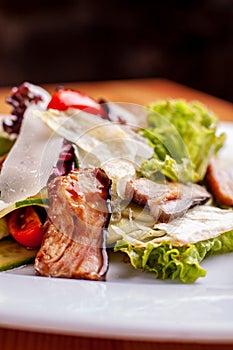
[0,122,233,343]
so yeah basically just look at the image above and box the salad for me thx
[0,82,233,283]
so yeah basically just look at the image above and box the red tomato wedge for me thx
[47,88,105,116]
[7,207,44,248]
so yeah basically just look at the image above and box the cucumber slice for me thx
[0,238,37,271]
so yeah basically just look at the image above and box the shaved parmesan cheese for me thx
[111,205,233,247]
[103,102,148,128]
[0,105,63,203]
[103,159,136,198]
[153,206,233,245]
[34,108,153,169]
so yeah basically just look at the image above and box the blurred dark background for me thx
[0,0,232,101]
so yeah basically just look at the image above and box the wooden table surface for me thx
[0,78,233,121]
[0,78,233,350]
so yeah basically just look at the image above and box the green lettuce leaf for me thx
[114,230,233,283]
[139,99,225,182]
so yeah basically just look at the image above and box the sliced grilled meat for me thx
[205,158,233,206]
[34,168,111,280]
[125,178,211,222]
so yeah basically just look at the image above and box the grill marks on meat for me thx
[34,168,111,280]
[125,178,211,222]
[205,158,233,207]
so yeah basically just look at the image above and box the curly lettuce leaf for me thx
[138,154,192,182]
[139,99,225,182]
[115,230,233,283]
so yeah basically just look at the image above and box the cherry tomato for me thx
[47,88,105,116]
[7,207,44,248]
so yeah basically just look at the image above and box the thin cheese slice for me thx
[34,108,153,168]
[153,206,233,245]
[0,105,63,203]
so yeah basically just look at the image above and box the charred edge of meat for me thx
[99,175,112,278]
[88,168,112,278]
